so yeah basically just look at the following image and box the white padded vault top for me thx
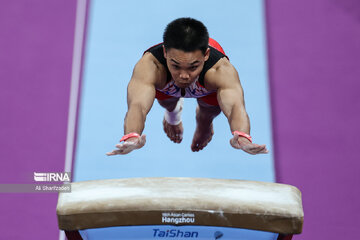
[57,177,303,234]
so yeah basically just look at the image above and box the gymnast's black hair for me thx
[163,17,209,54]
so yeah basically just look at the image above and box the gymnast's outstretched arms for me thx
[107,54,268,156]
[206,58,268,155]
[107,53,268,156]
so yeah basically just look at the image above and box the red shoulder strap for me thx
[209,38,226,55]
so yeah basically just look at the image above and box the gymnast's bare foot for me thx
[191,122,214,152]
[163,118,183,143]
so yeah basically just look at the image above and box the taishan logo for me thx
[153,229,198,238]
[34,172,71,182]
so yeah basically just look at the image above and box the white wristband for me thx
[164,98,183,125]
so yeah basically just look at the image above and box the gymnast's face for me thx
[163,47,210,88]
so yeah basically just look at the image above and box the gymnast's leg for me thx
[191,98,221,152]
[158,97,184,143]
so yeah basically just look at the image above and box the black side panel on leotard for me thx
[144,43,171,81]
[198,46,227,86]
[144,43,227,86]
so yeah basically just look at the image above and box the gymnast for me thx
[107,17,268,155]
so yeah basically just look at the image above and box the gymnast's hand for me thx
[230,132,268,155]
[106,135,146,155]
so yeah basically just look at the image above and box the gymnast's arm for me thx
[107,53,162,155]
[206,58,268,155]
[124,54,160,135]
